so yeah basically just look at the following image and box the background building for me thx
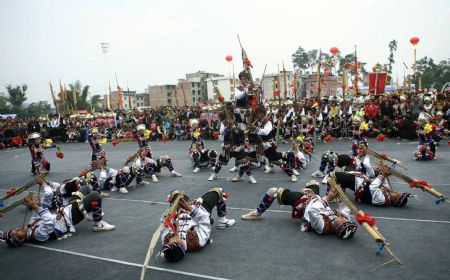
[109,89,136,110]
[205,76,237,102]
[304,74,341,98]
[146,85,176,107]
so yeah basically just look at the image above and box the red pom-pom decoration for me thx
[410,37,420,45]
[91,201,98,206]
[225,55,233,62]
[330,47,339,55]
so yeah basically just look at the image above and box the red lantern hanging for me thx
[225,55,233,62]
[410,37,420,46]
[330,47,339,55]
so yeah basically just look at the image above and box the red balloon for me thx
[330,47,339,55]
[410,37,420,45]
[225,55,233,62]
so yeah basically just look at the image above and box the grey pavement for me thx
[0,139,449,280]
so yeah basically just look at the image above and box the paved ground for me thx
[0,138,449,280]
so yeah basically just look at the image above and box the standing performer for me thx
[160,188,235,262]
[28,133,51,175]
[241,181,358,239]
[350,116,367,156]
[88,127,106,167]
[414,112,436,160]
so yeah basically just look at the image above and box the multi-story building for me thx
[146,85,177,107]
[109,90,136,110]
[185,71,221,103]
[304,73,341,98]
[260,71,300,100]
[135,93,149,108]
[205,76,237,102]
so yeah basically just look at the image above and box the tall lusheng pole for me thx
[354,45,359,95]
[282,61,288,99]
[49,82,59,114]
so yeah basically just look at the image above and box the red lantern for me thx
[410,37,420,45]
[225,55,233,62]
[330,47,339,55]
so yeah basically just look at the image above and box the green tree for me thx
[307,49,319,73]
[5,84,27,111]
[415,57,450,89]
[0,92,9,113]
[58,80,90,111]
[387,39,397,74]
[24,101,52,117]
[291,46,309,73]
[90,94,103,112]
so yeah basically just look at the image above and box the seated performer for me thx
[134,124,182,183]
[160,188,235,262]
[191,141,222,181]
[231,137,258,184]
[312,140,374,181]
[350,116,368,156]
[251,105,298,182]
[241,180,358,239]
[28,132,51,175]
[1,191,115,247]
[328,169,411,207]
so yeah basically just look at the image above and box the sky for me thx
[1,0,449,103]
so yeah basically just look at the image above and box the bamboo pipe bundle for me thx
[0,192,34,215]
[0,178,39,202]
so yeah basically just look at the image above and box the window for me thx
[192,83,195,88]
[168,99,172,105]
[310,82,313,87]
[192,97,196,103]
[167,92,172,97]
[192,90,195,95]
[197,90,201,95]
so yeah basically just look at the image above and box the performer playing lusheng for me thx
[241,180,358,239]
[160,188,235,262]
[28,132,51,175]
[1,191,115,247]
[328,168,411,207]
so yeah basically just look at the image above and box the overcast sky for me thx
[1,0,449,103]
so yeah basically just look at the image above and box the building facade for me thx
[205,76,237,102]
[304,74,341,98]
[109,90,136,110]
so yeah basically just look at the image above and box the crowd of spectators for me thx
[1,90,448,149]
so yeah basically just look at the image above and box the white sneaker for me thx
[171,170,182,177]
[208,173,217,181]
[217,218,236,229]
[94,221,116,232]
[249,176,257,184]
[111,186,118,192]
[322,174,329,184]
[241,211,262,220]
[151,174,159,183]
[137,180,149,187]
[100,192,109,198]
[232,176,242,182]
[291,175,298,182]
[193,167,200,173]
[229,166,238,172]
[312,170,325,178]
[293,169,300,176]
[119,187,128,194]
[264,166,273,174]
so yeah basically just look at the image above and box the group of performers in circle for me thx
[1,68,442,266]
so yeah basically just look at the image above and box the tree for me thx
[58,80,90,112]
[415,57,450,90]
[0,92,9,113]
[307,49,319,73]
[5,84,27,111]
[24,101,52,117]
[291,46,309,73]
[90,94,103,112]
[387,39,398,74]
